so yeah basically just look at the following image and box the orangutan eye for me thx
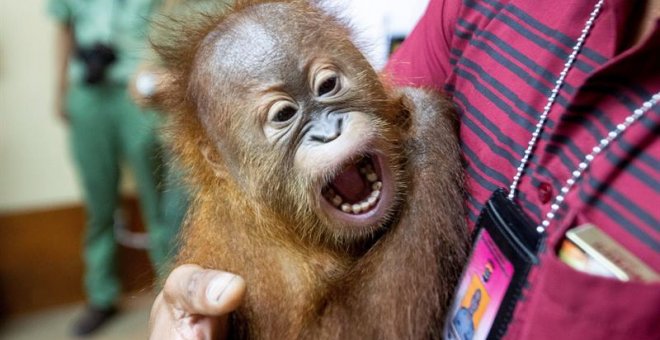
[269,100,299,123]
[315,69,341,97]
[274,105,297,122]
[317,76,338,96]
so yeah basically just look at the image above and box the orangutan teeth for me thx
[330,187,381,215]
[358,163,379,181]
[325,157,384,215]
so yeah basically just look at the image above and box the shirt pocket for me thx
[519,213,660,340]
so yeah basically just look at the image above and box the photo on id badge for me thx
[445,228,514,340]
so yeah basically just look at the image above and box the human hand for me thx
[149,264,246,340]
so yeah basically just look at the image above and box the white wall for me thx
[327,0,430,69]
[0,0,84,213]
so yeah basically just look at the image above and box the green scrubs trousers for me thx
[67,82,168,307]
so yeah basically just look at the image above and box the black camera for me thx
[76,43,117,85]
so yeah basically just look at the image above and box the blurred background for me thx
[0,0,429,338]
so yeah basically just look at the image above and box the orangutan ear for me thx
[201,144,226,178]
[394,91,413,132]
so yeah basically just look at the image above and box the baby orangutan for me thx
[154,0,469,338]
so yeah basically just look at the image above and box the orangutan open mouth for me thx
[320,153,395,226]
[322,155,383,214]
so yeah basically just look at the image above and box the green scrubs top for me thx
[48,0,162,84]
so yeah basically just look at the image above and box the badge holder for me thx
[444,188,544,340]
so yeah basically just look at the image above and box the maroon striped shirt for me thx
[387,0,659,338]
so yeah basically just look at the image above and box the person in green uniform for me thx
[48,0,170,335]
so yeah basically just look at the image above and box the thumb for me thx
[163,264,246,316]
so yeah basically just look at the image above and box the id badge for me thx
[444,188,544,340]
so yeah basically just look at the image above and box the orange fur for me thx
[154,1,469,338]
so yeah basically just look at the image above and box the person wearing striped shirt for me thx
[386,0,659,338]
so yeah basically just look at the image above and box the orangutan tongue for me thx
[331,163,368,203]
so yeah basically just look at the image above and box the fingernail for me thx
[206,272,238,304]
